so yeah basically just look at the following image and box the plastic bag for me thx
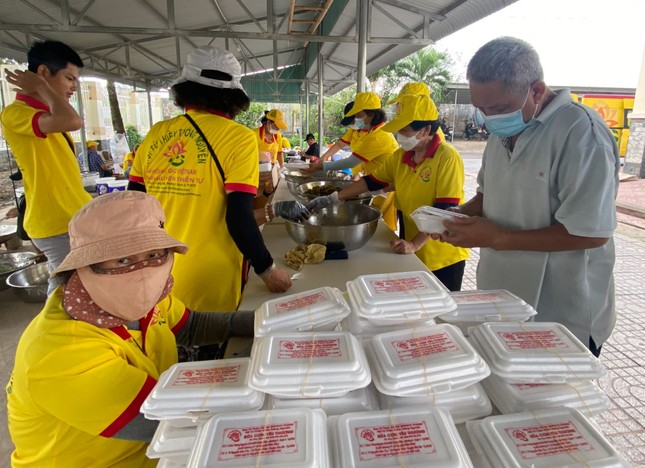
[108,133,130,175]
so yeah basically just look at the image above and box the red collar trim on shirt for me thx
[402,133,442,168]
[259,125,278,143]
[184,106,231,119]
[16,94,50,112]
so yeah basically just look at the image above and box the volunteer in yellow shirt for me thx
[307,94,469,291]
[122,143,139,178]
[0,40,91,294]
[252,108,288,167]
[306,92,399,230]
[129,47,302,312]
[6,191,256,467]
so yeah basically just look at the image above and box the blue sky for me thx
[435,0,645,88]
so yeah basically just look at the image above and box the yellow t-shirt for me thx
[0,95,91,238]
[130,109,258,311]
[339,123,399,176]
[6,288,189,467]
[122,150,135,170]
[370,136,469,271]
[253,126,283,165]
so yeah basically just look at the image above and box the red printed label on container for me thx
[369,276,428,294]
[497,330,571,350]
[514,383,548,391]
[218,421,299,461]
[391,332,460,361]
[505,421,592,460]
[171,365,240,386]
[274,291,327,315]
[355,421,436,461]
[277,339,342,359]
[453,292,509,304]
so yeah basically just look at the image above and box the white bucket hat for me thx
[173,46,245,92]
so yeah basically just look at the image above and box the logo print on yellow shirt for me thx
[420,168,432,182]
[163,141,187,167]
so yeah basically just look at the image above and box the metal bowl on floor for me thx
[0,251,37,291]
[6,262,49,303]
[285,203,382,251]
[295,180,373,205]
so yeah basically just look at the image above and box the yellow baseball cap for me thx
[344,92,382,117]
[86,140,99,148]
[266,109,288,130]
[386,82,430,105]
[381,94,439,133]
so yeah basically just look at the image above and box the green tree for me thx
[369,47,454,104]
[235,102,268,129]
[125,124,143,148]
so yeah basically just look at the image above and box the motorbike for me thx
[439,121,454,141]
[462,121,489,141]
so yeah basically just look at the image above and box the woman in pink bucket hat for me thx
[6,191,254,466]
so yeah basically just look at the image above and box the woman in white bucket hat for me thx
[6,191,255,466]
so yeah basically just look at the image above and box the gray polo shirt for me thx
[476,89,620,346]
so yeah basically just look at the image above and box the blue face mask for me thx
[475,88,534,138]
[353,117,366,130]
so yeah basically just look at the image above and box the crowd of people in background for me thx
[1,35,620,465]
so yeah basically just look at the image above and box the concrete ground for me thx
[1,140,644,466]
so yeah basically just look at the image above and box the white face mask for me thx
[396,131,421,151]
[267,124,279,135]
[77,255,174,322]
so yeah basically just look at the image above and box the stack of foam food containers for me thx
[254,287,350,336]
[469,322,609,417]
[437,289,537,336]
[187,408,329,467]
[140,358,265,427]
[346,271,457,326]
[365,323,492,424]
[410,205,468,234]
[466,407,630,467]
[248,331,371,399]
[328,406,473,467]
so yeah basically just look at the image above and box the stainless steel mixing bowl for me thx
[6,262,49,303]
[0,251,37,291]
[295,180,373,205]
[285,203,382,251]
[282,169,351,197]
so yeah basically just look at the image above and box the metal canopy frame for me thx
[0,0,518,101]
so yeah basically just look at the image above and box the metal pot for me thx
[295,180,372,205]
[0,251,37,291]
[284,203,381,251]
[282,169,351,197]
[6,262,49,303]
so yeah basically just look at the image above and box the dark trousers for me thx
[589,336,603,358]
[432,260,466,292]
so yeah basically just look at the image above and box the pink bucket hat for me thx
[52,191,188,276]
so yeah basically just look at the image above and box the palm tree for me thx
[370,47,454,104]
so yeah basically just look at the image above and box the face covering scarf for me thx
[64,254,174,327]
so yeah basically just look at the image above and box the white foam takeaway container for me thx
[481,374,610,417]
[248,331,371,398]
[141,358,264,424]
[411,205,469,234]
[346,271,457,325]
[376,382,492,424]
[264,384,380,416]
[146,421,198,463]
[255,287,351,336]
[468,322,605,384]
[331,406,473,467]
[367,324,490,396]
[187,408,329,468]
[340,307,436,338]
[466,407,630,467]
[438,289,537,335]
